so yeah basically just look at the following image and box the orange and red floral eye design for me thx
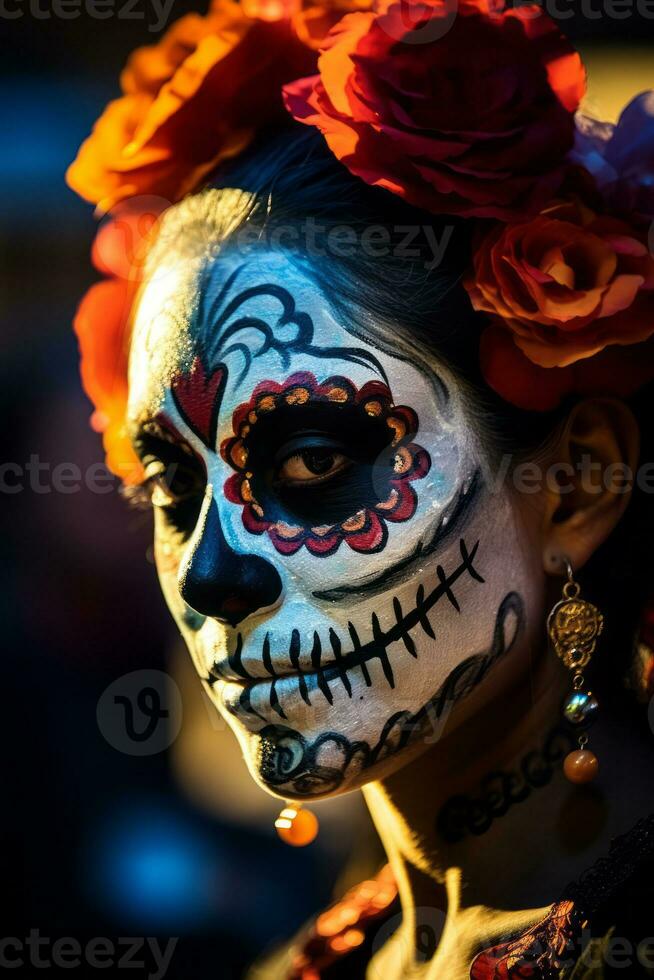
[220,372,430,557]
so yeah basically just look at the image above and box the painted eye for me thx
[276,448,351,487]
[146,461,205,507]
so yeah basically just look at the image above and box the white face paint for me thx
[128,250,542,800]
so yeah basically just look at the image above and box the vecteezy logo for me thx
[370,906,446,975]
[115,686,168,742]
[97,669,182,756]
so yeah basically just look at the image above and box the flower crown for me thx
[66,0,654,486]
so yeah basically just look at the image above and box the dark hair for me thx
[204,125,653,704]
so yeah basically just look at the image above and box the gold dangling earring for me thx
[547,557,603,784]
[275,801,319,846]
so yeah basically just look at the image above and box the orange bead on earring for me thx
[275,803,319,846]
[563,744,599,784]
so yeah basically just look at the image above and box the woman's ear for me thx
[540,399,640,576]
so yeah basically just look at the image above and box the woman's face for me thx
[128,249,545,800]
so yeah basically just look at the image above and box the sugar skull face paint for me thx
[221,371,431,556]
[127,249,543,800]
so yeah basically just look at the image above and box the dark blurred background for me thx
[1,5,651,978]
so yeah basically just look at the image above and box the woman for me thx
[67,1,654,975]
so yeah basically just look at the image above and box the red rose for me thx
[479,324,654,411]
[284,0,585,219]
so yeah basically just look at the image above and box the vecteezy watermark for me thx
[6,453,654,498]
[97,669,182,756]
[92,197,458,283]
[0,933,177,978]
[183,217,456,273]
[374,0,654,45]
[0,457,117,495]
[370,907,446,975]
[513,0,654,20]
[478,452,654,498]
[0,0,175,31]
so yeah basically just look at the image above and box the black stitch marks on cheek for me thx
[210,538,485,714]
[255,592,525,798]
[312,469,484,602]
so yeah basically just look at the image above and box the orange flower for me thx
[291,0,372,49]
[73,201,168,484]
[243,0,373,47]
[479,324,654,412]
[74,276,144,484]
[66,0,317,212]
[466,199,654,369]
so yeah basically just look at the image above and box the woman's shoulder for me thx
[471,813,654,979]
[249,815,654,980]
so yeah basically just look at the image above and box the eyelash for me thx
[125,428,206,513]
[121,482,153,511]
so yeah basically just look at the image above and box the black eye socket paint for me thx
[221,370,431,557]
[245,403,393,526]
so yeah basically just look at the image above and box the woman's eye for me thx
[146,462,204,507]
[276,448,351,486]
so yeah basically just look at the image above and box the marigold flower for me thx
[73,276,144,484]
[66,0,317,212]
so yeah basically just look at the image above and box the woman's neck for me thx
[362,644,654,978]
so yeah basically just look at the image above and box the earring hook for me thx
[561,555,575,584]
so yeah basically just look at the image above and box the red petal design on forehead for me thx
[171,357,227,449]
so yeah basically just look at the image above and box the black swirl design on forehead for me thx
[195,263,440,394]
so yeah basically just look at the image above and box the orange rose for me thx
[242,0,373,47]
[291,0,372,48]
[66,0,317,212]
[466,199,654,369]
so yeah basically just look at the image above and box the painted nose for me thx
[178,489,282,627]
